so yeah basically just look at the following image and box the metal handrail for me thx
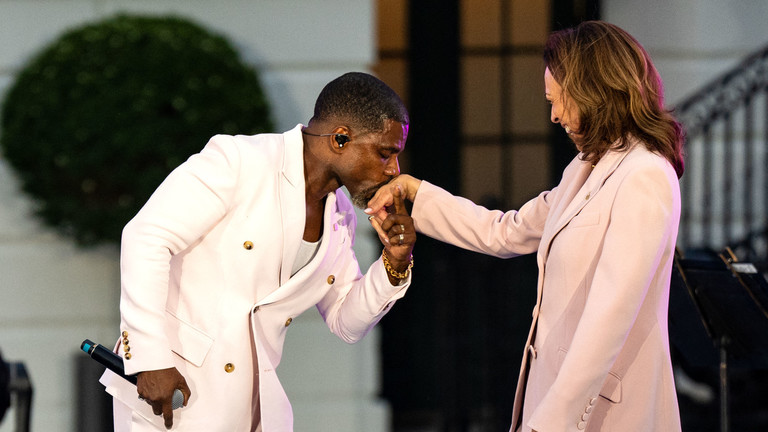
[677,46,768,132]
[675,43,768,269]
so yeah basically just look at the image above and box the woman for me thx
[366,21,684,432]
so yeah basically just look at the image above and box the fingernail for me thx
[364,208,373,214]
[367,215,374,221]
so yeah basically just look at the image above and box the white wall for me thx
[602,0,768,106]
[0,1,387,431]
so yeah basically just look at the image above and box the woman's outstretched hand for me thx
[364,174,422,222]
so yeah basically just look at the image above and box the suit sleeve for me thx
[411,180,551,257]
[315,195,410,344]
[119,135,241,375]
[527,160,680,431]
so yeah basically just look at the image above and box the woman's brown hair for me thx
[544,21,685,177]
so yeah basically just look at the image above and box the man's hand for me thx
[367,184,415,284]
[136,367,191,429]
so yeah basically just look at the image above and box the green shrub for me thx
[1,14,273,245]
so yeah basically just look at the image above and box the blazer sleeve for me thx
[411,180,551,257]
[527,159,680,431]
[119,135,241,375]
[315,194,410,344]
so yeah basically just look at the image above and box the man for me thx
[100,72,415,431]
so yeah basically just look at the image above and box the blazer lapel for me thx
[278,125,306,286]
[539,146,632,262]
[257,192,345,307]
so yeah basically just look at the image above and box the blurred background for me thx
[1,0,766,431]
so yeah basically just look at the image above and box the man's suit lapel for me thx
[277,126,306,286]
[258,192,344,307]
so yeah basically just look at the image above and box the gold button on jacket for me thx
[284,317,292,327]
[122,333,131,355]
[326,275,335,284]
[243,241,254,250]
[224,363,235,373]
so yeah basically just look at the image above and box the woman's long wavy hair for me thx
[544,21,685,178]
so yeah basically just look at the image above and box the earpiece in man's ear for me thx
[335,134,350,148]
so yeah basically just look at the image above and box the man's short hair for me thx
[311,72,409,133]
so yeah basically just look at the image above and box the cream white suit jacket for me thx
[412,139,682,432]
[101,125,409,431]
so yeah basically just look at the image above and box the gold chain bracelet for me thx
[382,250,414,280]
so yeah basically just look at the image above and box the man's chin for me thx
[351,183,387,209]
[350,194,369,209]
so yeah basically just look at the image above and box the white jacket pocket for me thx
[166,311,214,367]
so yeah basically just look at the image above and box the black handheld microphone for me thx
[81,339,184,410]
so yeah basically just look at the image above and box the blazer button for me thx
[224,363,235,373]
[284,317,293,327]
[243,241,254,250]
[124,353,132,360]
[122,331,129,337]
[327,275,335,284]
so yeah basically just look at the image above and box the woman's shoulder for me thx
[615,140,679,187]
[624,139,673,168]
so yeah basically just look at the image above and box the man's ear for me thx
[333,134,350,148]
[329,126,350,153]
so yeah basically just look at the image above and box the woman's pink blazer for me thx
[412,139,682,432]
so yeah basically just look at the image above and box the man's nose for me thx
[385,157,400,177]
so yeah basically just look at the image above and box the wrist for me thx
[382,249,413,280]
[409,179,422,201]
[401,175,421,201]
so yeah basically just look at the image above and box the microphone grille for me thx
[172,389,185,410]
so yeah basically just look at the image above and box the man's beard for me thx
[350,180,389,209]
